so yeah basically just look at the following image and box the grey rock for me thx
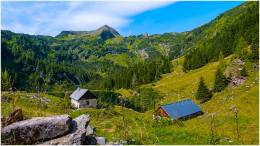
[229,77,246,87]
[119,140,128,144]
[232,59,244,65]
[1,114,71,145]
[96,137,106,145]
[86,125,94,136]
[40,114,90,145]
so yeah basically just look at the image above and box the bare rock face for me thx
[41,114,90,145]
[1,114,71,145]
[2,108,24,127]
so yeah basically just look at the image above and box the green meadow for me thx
[2,56,258,144]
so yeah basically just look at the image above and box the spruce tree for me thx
[63,92,71,112]
[214,68,229,92]
[1,70,12,91]
[196,77,212,102]
[218,51,225,67]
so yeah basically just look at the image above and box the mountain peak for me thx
[56,25,120,40]
[99,25,111,29]
[95,25,120,40]
[96,25,119,34]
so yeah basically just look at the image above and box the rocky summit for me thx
[56,25,120,40]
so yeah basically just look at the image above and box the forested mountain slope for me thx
[1,1,258,91]
[183,1,259,71]
[1,26,175,91]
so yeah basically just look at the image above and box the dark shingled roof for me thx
[161,99,202,120]
[70,87,88,101]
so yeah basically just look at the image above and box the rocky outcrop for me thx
[224,59,243,78]
[1,115,71,144]
[1,113,104,145]
[41,114,90,145]
[229,77,246,87]
[1,108,23,127]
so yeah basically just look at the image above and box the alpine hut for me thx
[70,87,97,109]
[157,99,203,120]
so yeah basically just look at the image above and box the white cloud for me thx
[2,1,174,36]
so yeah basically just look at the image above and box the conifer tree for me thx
[218,51,225,67]
[196,77,212,102]
[240,66,248,77]
[1,70,12,91]
[63,92,71,112]
[214,68,229,92]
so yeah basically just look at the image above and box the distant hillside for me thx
[1,1,258,91]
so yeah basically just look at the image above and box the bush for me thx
[48,92,65,98]
[131,88,162,112]
[92,90,121,108]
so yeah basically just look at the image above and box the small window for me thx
[86,100,89,105]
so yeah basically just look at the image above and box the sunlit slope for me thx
[1,55,258,144]
[152,56,259,144]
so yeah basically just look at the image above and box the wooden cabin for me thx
[70,87,97,109]
[156,99,203,120]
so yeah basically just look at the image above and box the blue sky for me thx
[2,1,244,36]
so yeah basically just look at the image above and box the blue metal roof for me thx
[161,99,202,120]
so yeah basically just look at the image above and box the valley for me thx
[2,55,259,144]
[1,1,259,145]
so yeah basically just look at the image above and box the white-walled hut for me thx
[70,87,97,109]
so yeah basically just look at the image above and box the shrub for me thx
[131,87,161,112]
[48,92,65,98]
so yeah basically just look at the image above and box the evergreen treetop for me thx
[196,77,212,102]
[214,68,229,92]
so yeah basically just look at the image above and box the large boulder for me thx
[40,114,90,145]
[1,114,71,144]
[2,108,24,127]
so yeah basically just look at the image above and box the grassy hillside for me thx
[152,56,259,144]
[1,92,65,117]
[2,56,258,144]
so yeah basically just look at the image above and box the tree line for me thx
[103,56,171,89]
